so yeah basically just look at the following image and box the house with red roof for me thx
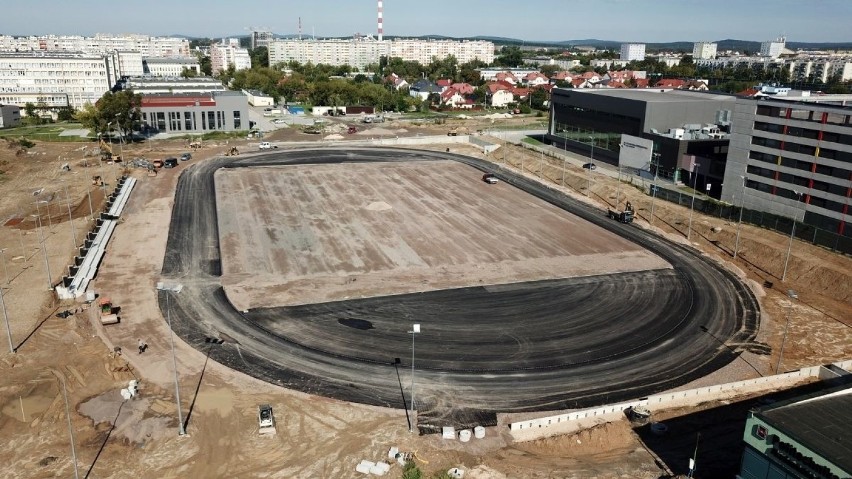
[523,72,550,86]
[436,79,453,88]
[655,78,686,88]
[450,82,475,95]
[551,71,574,82]
[494,71,519,85]
[385,73,409,90]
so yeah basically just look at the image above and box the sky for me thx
[1,0,850,43]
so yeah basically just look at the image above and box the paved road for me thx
[159,147,759,432]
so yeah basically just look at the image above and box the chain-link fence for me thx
[651,187,852,255]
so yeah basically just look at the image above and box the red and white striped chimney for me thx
[378,0,384,41]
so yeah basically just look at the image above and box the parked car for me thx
[163,158,178,168]
[180,152,192,161]
[582,163,597,170]
[259,142,278,150]
[482,173,499,184]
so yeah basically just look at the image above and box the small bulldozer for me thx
[225,146,240,156]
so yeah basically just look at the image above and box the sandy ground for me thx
[216,160,667,310]
[0,123,849,479]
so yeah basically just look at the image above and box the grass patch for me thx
[522,137,545,146]
[0,123,90,142]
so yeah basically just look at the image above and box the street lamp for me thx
[775,289,798,373]
[0,247,8,286]
[734,176,747,259]
[687,164,701,241]
[156,283,186,436]
[781,192,804,282]
[649,153,661,225]
[615,143,624,209]
[408,323,420,431]
[63,183,78,248]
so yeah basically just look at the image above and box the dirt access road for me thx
[0,131,849,478]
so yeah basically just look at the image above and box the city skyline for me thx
[1,0,851,44]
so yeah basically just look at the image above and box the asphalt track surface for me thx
[159,147,759,431]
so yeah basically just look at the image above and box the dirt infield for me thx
[215,160,670,309]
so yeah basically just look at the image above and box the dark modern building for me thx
[547,88,737,196]
[739,385,852,479]
[723,97,852,236]
[139,91,249,134]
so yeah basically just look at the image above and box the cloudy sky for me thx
[2,0,850,43]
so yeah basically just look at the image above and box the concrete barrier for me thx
[508,362,847,442]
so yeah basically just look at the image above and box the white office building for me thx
[620,43,646,61]
[0,52,122,110]
[760,36,786,59]
[143,57,201,77]
[692,42,718,60]
[210,42,252,75]
[268,37,495,70]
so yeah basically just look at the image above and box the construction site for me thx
[0,117,850,478]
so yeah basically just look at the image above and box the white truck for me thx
[258,142,278,150]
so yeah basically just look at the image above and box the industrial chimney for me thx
[378,0,384,41]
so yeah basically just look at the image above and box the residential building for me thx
[761,36,787,59]
[487,87,514,108]
[0,104,21,128]
[477,68,539,82]
[548,88,736,189]
[409,79,444,101]
[0,34,190,57]
[268,37,494,71]
[647,55,681,68]
[722,96,852,236]
[251,30,274,50]
[0,52,122,109]
[738,385,852,479]
[139,91,249,134]
[210,41,252,75]
[620,43,646,61]
[590,59,630,69]
[142,57,201,77]
[692,42,718,60]
[116,50,144,77]
[525,57,582,70]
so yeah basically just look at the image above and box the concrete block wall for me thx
[508,363,847,443]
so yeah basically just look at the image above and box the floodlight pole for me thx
[158,285,186,436]
[1,281,13,353]
[408,323,420,431]
[781,192,803,282]
[650,153,660,225]
[734,176,747,259]
[687,164,701,241]
[63,184,77,248]
[775,289,797,374]
[58,374,80,479]
[587,136,594,196]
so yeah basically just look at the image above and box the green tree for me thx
[495,46,523,67]
[56,106,75,122]
[23,102,43,125]
[75,90,142,137]
[529,88,549,110]
[540,64,560,78]
[199,55,213,76]
[250,46,269,68]
[180,67,198,78]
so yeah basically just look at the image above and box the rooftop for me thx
[757,386,852,474]
[554,88,735,103]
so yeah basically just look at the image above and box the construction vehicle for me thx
[607,201,635,224]
[152,159,164,169]
[189,141,202,150]
[164,158,178,168]
[99,138,121,162]
[225,146,240,156]
[99,298,119,325]
[302,125,322,135]
[258,404,276,435]
[92,175,103,186]
[147,167,157,177]
[447,127,469,136]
